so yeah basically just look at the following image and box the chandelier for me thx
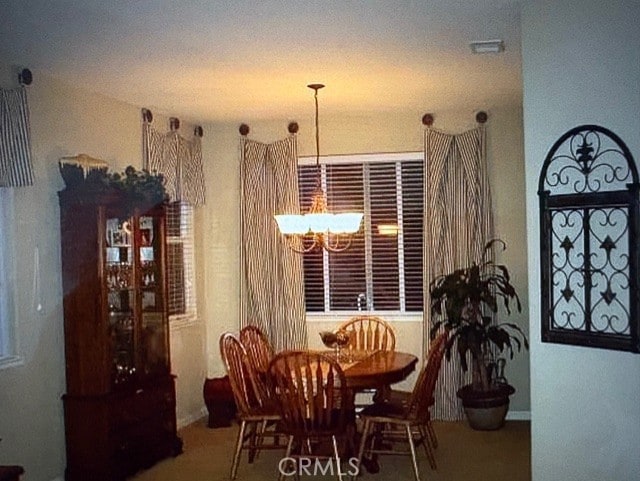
[274,84,363,253]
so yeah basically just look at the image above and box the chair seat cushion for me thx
[384,389,411,407]
[279,408,355,437]
[359,400,405,419]
[382,389,435,410]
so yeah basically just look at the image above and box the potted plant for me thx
[429,239,528,430]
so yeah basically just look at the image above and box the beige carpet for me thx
[133,418,531,481]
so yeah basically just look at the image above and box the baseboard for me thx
[506,410,531,421]
[177,407,208,429]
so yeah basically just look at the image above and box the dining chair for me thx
[353,331,449,481]
[239,324,274,375]
[268,350,356,481]
[338,315,396,352]
[219,332,284,480]
[338,315,396,404]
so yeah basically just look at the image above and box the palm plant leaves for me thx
[429,239,528,388]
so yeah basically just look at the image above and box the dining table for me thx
[320,349,418,474]
[339,350,418,391]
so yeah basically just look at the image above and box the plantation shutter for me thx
[299,156,423,312]
[401,161,424,311]
[166,201,196,318]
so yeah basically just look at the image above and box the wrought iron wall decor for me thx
[538,124,640,353]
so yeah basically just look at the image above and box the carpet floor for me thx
[133,418,531,481]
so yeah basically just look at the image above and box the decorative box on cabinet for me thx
[58,183,182,481]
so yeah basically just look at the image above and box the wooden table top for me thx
[339,350,418,390]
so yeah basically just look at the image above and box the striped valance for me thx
[142,121,206,206]
[0,87,34,187]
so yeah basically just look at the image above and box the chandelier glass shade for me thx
[274,84,363,253]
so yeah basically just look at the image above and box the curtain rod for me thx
[141,108,203,137]
[239,122,299,136]
[422,111,488,126]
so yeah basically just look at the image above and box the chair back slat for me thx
[239,325,275,402]
[268,351,352,436]
[406,330,449,421]
[339,315,396,352]
[239,325,274,373]
[219,332,265,417]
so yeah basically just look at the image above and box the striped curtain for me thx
[239,136,307,352]
[423,125,493,421]
[0,87,34,187]
[142,121,206,205]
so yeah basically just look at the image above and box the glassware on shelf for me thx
[140,261,156,289]
[113,362,136,386]
[105,263,133,290]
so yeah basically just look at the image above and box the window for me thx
[166,201,198,327]
[0,188,19,367]
[299,153,424,314]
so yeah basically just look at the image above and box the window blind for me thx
[299,155,424,313]
[166,201,197,321]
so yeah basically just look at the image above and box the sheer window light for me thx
[166,201,198,326]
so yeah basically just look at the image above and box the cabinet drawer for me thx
[135,385,175,420]
[109,382,175,431]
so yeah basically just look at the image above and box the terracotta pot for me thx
[457,383,515,430]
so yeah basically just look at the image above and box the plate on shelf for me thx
[107,218,132,247]
[106,219,118,246]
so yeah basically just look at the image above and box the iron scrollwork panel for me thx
[539,125,640,352]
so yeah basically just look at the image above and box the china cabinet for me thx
[59,183,181,481]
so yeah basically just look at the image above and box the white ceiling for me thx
[0,0,523,124]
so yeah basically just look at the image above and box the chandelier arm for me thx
[324,233,353,252]
[282,230,355,253]
[282,234,321,254]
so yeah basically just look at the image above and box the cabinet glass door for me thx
[105,216,136,387]
[138,214,169,378]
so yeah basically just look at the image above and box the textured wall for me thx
[0,61,206,480]
[522,1,640,479]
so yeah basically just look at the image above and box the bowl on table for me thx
[335,330,351,348]
[319,331,338,349]
[319,330,352,361]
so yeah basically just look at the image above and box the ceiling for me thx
[0,0,523,124]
